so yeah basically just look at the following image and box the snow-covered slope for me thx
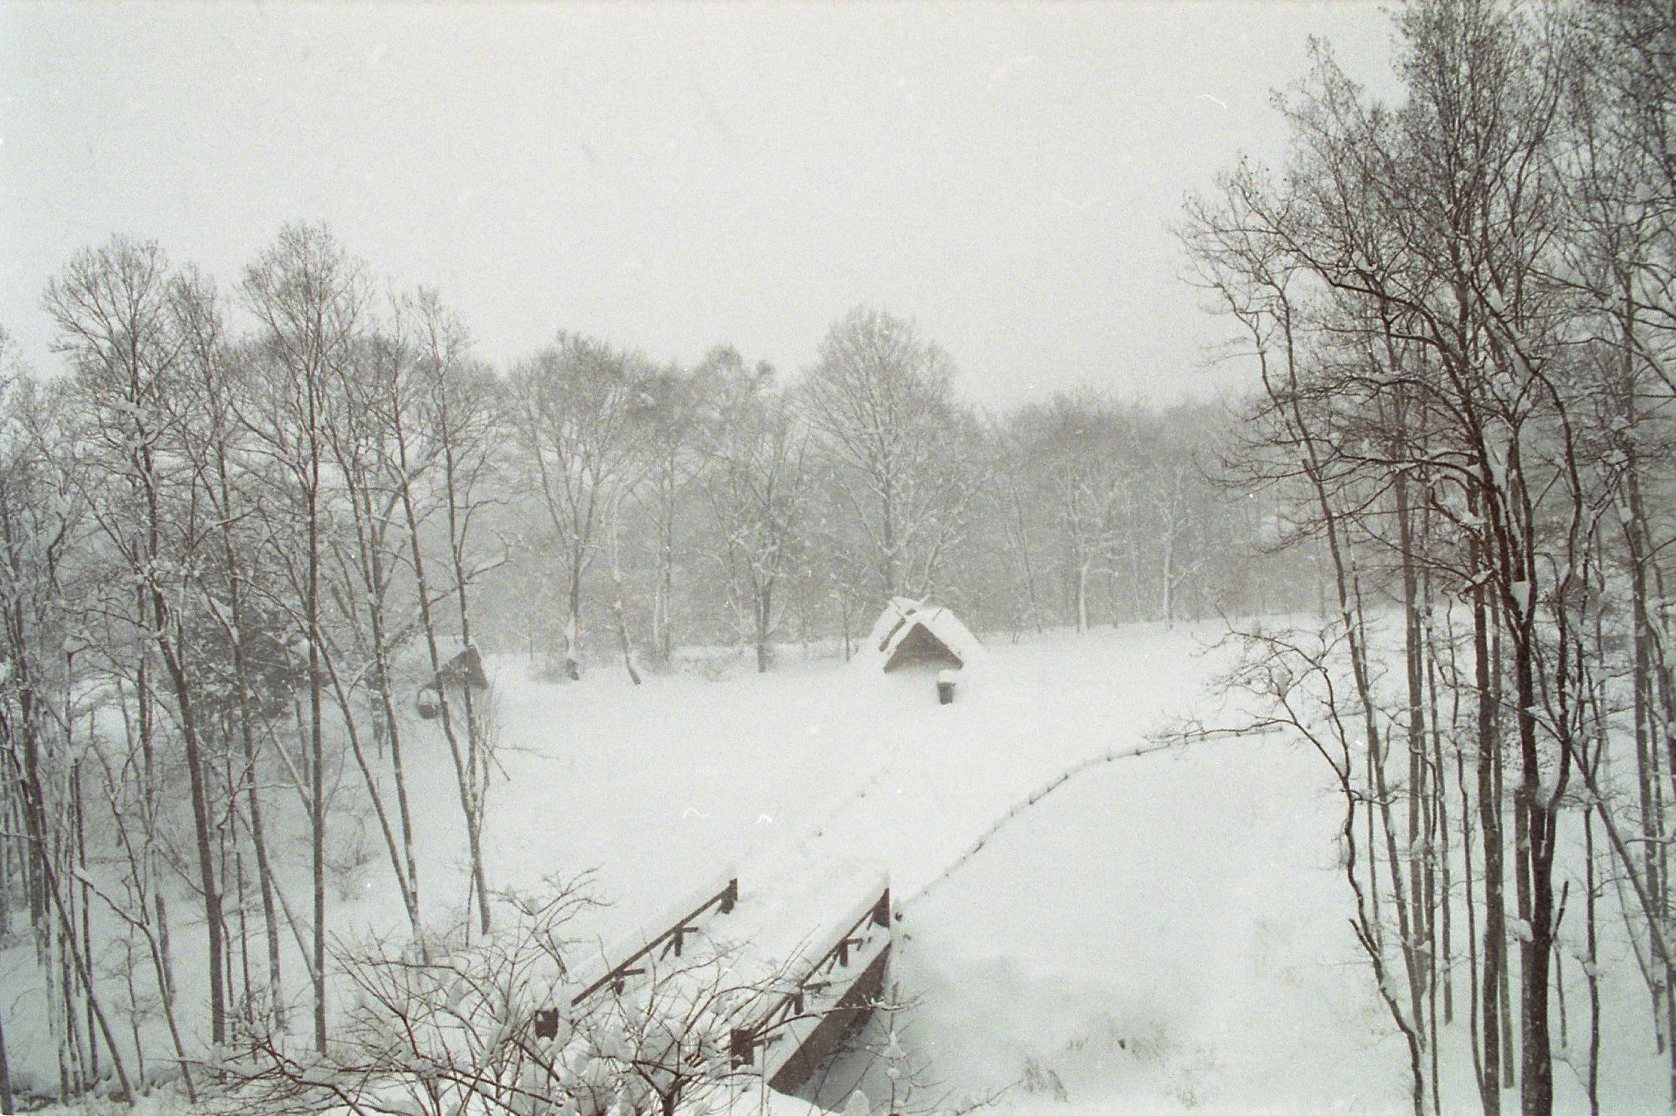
[858,741,1400,1115]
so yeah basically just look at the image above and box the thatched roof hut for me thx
[862,597,984,674]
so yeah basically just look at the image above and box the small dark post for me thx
[936,669,957,705]
[721,878,739,913]
[730,1028,757,1067]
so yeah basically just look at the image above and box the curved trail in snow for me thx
[897,729,1273,915]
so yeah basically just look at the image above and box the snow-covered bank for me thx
[874,740,1399,1115]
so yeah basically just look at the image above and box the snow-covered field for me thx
[16,620,1667,1114]
[877,736,1397,1115]
[400,620,1406,1114]
[477,625,1239,951]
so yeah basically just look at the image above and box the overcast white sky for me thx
[2,1,1396,410]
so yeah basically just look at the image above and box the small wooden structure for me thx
[417,645,489,719]
[864,598,984,675]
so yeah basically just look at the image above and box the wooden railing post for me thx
[570,877,740,1007]
[730,1027,756,1067]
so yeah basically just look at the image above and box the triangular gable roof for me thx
[862,598,985,673]
[435,645,489,690]
[864,596,922,653]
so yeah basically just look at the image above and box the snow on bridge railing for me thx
[532,868,739,1038]
[530,863,893,1088]
[729,877,891,1081]
[571,869,740,1005]
[894,728,1283,922]
[901,737,1196,913]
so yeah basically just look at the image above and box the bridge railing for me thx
[534,869,891,1087]
[730,883,890,1072]
[533,875,739,1039]
[570,876,740,1006]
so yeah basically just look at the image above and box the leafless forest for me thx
[7,1,1676,1114]
[0,173,1274,1116]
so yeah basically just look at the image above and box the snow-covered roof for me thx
[855,597,985,673]
[863,595,923,652]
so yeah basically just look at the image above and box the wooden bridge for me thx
[540,865,892,1096]
[729,881,891,1092]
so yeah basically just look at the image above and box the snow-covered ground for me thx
[444,623,1240,955]
[865,739,1399,1115]
[422,620,1395,1113]
[15,620,1667,1113]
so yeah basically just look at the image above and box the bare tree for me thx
[243,221,366,1053]
[317,321,428,943]
[1184,6,1618,1115]
[801,306,979,601]
[701,357,812,672]
[169,270,288,1033]
[217,877,775,1116]
[638,358,712,664]
[508,334,648,678]
[394,289,503,933]
[46,236,235,1054]
[1010,391,1132,632]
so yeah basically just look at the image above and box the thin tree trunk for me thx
[72,761,97,1084]
[1474,506,1504,1116]
[0,1007,14,1113]
[208,421,286,1031]
[150,590,228,1048]
[1585,802,1601,1116]
[307,375,328,1055]
[392,408,493,937]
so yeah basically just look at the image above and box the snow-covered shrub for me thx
[210,876,775,1116]
[1018,1055,1067,1102]
[325,811,374,903]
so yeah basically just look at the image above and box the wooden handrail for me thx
[541,873,891,1079]
[570,877,738,1007]
[733,885,890,1065]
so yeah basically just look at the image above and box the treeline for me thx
[479,313,1283,673]
[1183,2,1676,1115]
[0,226,1281,1103]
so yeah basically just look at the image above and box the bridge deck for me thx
[547,858,892,1096]
[708,858,890,1090]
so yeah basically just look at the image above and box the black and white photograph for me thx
[1,1,1672,1112]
